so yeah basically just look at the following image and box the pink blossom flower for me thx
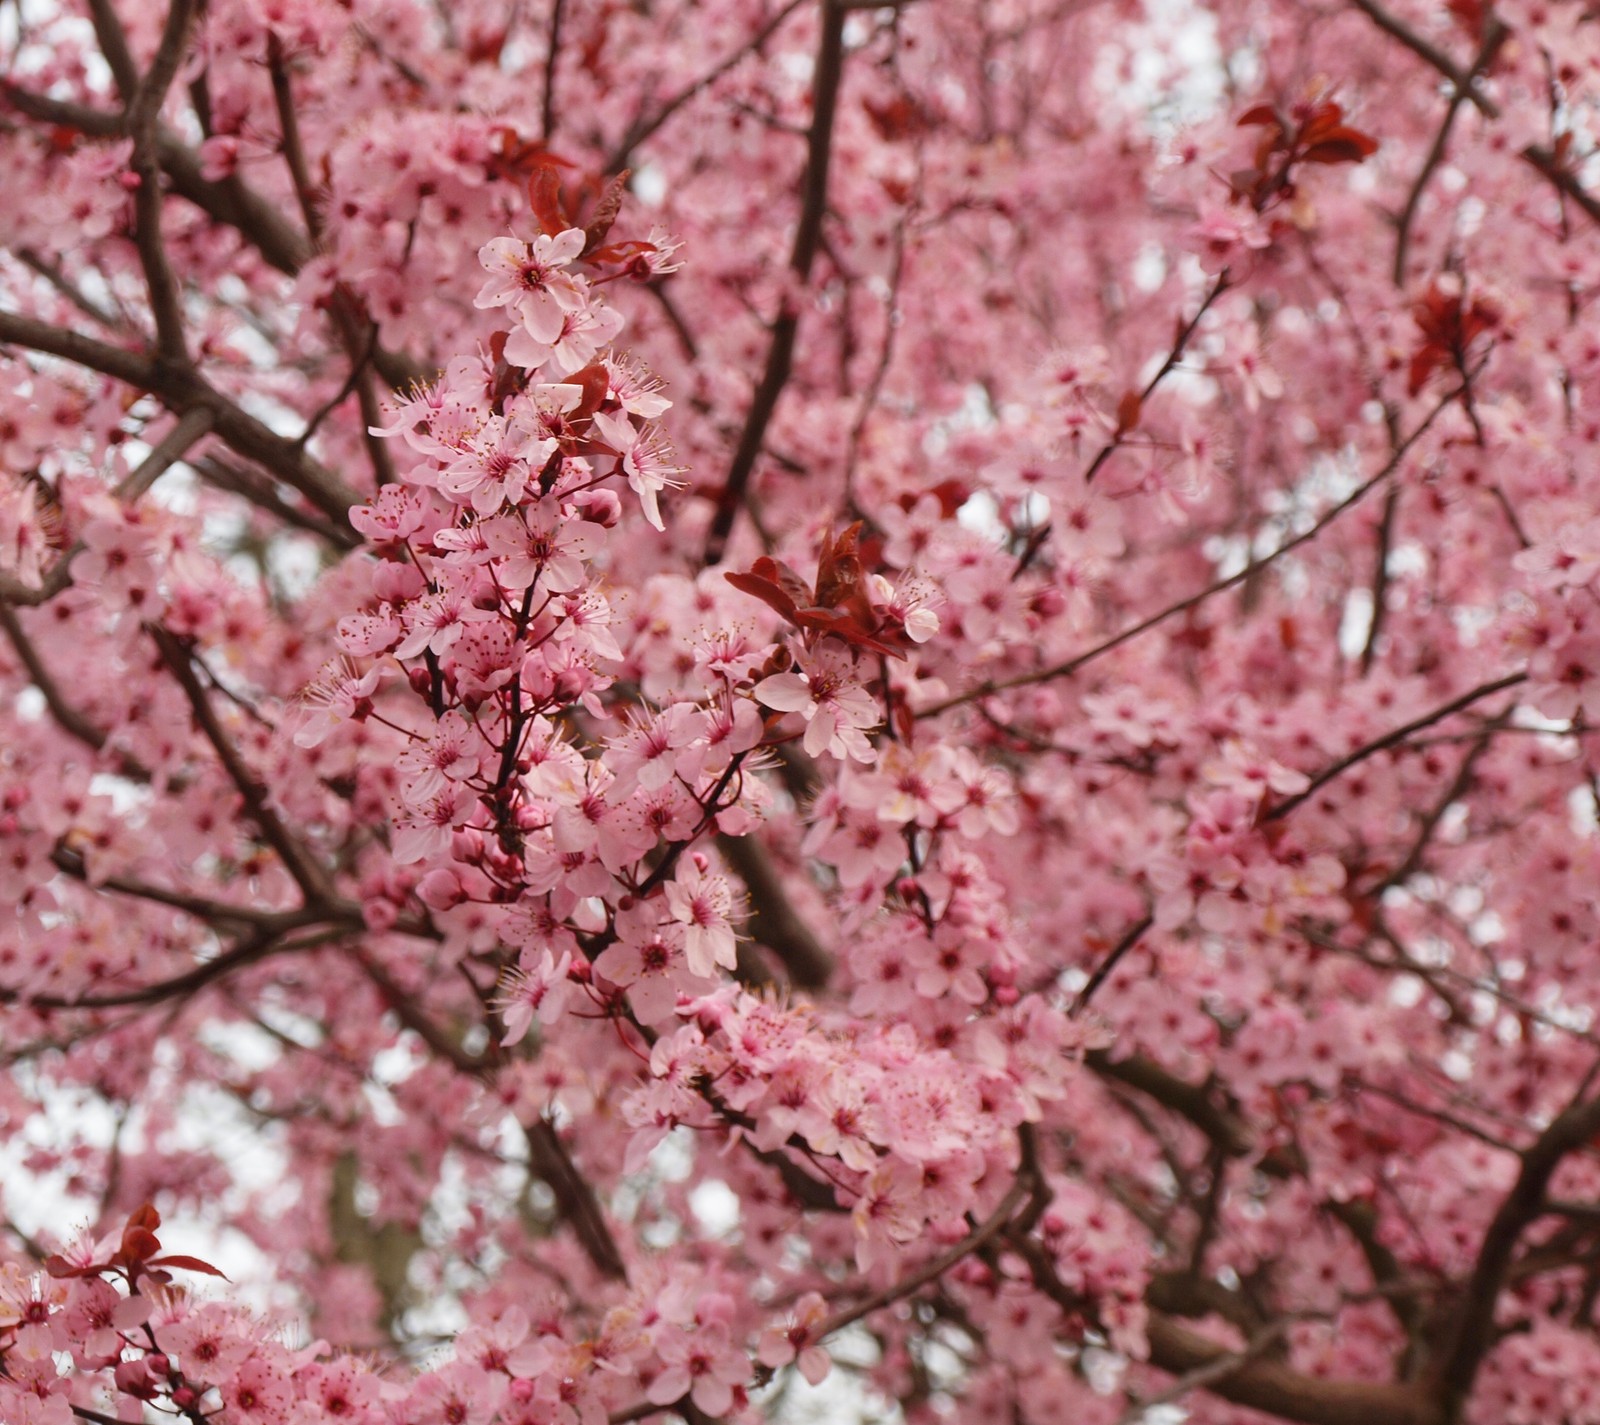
[646,1323,749,1417]
[663,858,739,977]
[496,950,575,1044]
[475,230,588,342]
[755,646,880,761]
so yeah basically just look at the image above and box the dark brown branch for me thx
[85,0,140,98]
[1392,21,1508,287]
[266,35,324,246]
[923,372,1473,717]
[1146,1314,1442,1425]
[541,0,567,141]
[3,922,324,1011]
[1522,142,1600,227]
[1348,2,1600,236]
[1087,1051,1258,1159]
[811,1169,1031,1339]
[192,454,361,548]
[150,625,334,902]
[1359,483,1399,673]
[0,602,115,753]
[13,248,128,332]
[0,308,362,525]
[1086,271,1229,488]
[717,833,834,988]
[1370,716,1503,894]
[1,83,427,391]
[703,0,848,564]
[264,40,397,489]
[1264,672,1525,821]
[0,408,215,607]
[1071,912,1153,1016]
[605,0,809,171]
[48,843,332,931]
[1434,1092,1600,1420]
[126,0,200,363]
[1348,0,1500,118]
[525,1118,629,1281]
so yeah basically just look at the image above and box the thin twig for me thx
[921,370,1475,717]
[541,0,566,141]
[1265,671,1525,821]
[1071,912,1154,1017]
[605,0,809,171]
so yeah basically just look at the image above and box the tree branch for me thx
[0,308,362,525]
[150,624,334,903]
[1264,672,1525,821]
[1434,1091,1600,1420]
[923,372,1473,717]
[126,0,200,363]
[703,0,848,564]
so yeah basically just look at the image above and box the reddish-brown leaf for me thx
[1114,389,1143,436]
[565,362,612,424]
[1301,132,1379,166]
[147,1254,230,1279]
[117,1227,162,1266]
[725,557,810,625]
[581,170,631,258]
[1236,103,1283,129]
[528,164,571,237]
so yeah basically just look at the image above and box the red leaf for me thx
[586,238,659,267]
[1114,390,1143,437]
[1301,131,1379,166]
[582,170,631,258]
[528,164,571,237]
[1236,104,1282,129]
[118,1227,161,1265]
[813,524,873,614]
[725,561,805,624]
[147,1254,230,1280]
[793,608,903,658]
[565,362,612,425]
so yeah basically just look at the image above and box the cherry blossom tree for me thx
[6,0,1600,1422]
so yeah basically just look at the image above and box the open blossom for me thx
[496,950,574,1045]
[755,645,880,761]
[646,1324,749,1416]
[757,1292,831,1386]
[391,783,476,864]
[510,298,626,373]
[663,858,739,976]
[591,410,685,531]
[484,504,608,593]
[437,412,554,514]
[397,711,489,803]
[474,229,588,341]
[294,661,384,748]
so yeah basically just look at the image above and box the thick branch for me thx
[1146,1314,1441,1425]
[703,0,848,564]
[3,921,327,1011]
[525,1118,629,1281]
[1434,1093,1600,1419]
[717,833,833,988]
[0,309,362,525]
